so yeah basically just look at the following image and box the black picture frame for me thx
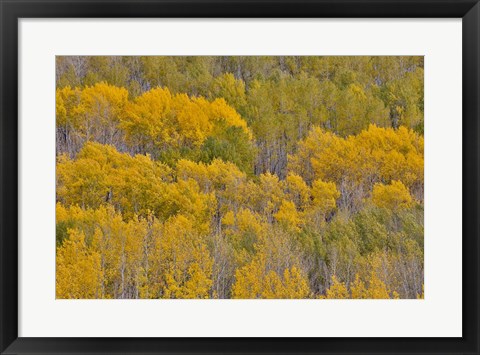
[1,1,479,354]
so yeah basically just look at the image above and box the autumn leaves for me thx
[56,84,255,172]
[56,117,423,298]
[55,57,424,299]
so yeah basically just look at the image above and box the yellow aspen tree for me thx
[56,142,173,216]
[56,229,102,299]
[285,173,311,211]
[122,87,252,154]
[74,82,129,145]
[262,271,285,298]
[289,125,424,208]
[311,179,340,213]
[279,267,311,298]
[159,179,216,233]
[197,97,252,138]
[372,180,413,210]
[232,255,310,299]
[324,275,349,299]
[157,215,213,299]
[122,87,174,149]
[176,158,247,217]
[252,173,285,220]
[231,255,265,298]
[350,274,368,299]
[56,86,80,128]
[274,200,302,232]
[366,271,391,299]
[307,179,340,228]
[56,86,82,154]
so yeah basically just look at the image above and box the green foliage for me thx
[198,125,256,175]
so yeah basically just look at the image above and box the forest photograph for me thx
[55,56,424,299]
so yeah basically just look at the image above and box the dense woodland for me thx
[56,56,424,299]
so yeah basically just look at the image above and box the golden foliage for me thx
[56,57,424,299]
[121,87,251,149]
[56,229,102,299]
[289,125,424,196]
[274,200,302,232]
[232,252,310,299]
[324,276,349,299]
[372,180,413,210]
[158,215,213,299]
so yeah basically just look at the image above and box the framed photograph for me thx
[1,0,479,354]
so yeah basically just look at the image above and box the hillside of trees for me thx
[56,56,424,299]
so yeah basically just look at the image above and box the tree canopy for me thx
[56,56,424,299]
